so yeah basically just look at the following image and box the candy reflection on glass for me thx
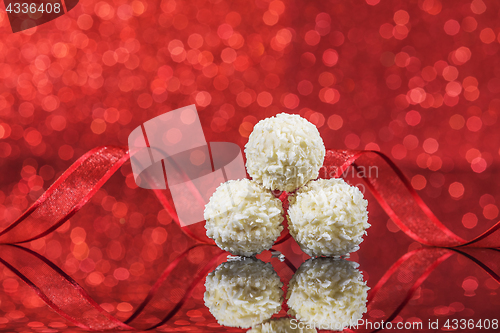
[248,317,317,333]
[204,257,283,328]
[286,257,369,330]
[204,179,284,256]
[245,113,326,192]
[288,178,370,257]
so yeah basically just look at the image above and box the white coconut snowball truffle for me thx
[245,113,325,192]
[204,258,283,328]
[288,178,369,257]
[286,258,369,330]
[248,318,317,333]
[204,179,284,256]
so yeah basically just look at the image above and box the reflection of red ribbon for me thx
[347,247,500,333]
[2,244,498,331]
[0,146,499,330]
[0,243,225,330]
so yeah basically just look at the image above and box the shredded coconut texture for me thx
[248,318,317,333]
[286,258,369,329]
[204,258,283,328]
[204,179,284,256]
[288,178,369,257]
[245,113,325,192]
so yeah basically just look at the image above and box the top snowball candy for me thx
[245,113,326,192]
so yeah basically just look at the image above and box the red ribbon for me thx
[0,146,130,244]
[0,146,499,330]
[3,147,498,247]
[319,149,500,248]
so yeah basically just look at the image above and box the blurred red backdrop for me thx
[0,0,499,331]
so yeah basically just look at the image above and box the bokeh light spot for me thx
[263,10,279,26]
[411,175,427,190]
[91,119,106,134]
[483,204,499,220]
[344,133,360,149]
[305,30,321,46]
[318,72,335,87]
[449,114,465,130]
[114,268,130,281]
[403,135,419,150]
[462,16,477,32]
[322,49,338,67]
[190,149,206,166]
[470,0,486,14]
[137,93,153,109]
[77,14,93,30]
[466,116,482,132]
[421,0,442,15]
[471,157,487,173]
[452,47,471,65]
[180,108,197,125]
[58,145,74,161]
[449,182,464,199]
[379,23,394,39]
[479,28,495,44]
[319,87,340,104]
[392,144,407,160]
[442,66,458,81]
[423,138,439,154]
[405,110,421,126]
[283,93,300,109]
[444,19,460,35]
[308,112,325,128]
[327,114,343,130]
[297,80,313,95]
[166,128,182,144]
[462,213,478,229]
[195,91,212,107]
[446,81,462,97]
[393,10,409,25]
[257,91,273,107]
[152,227,168,244]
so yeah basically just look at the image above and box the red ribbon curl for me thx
[0,146,499,331]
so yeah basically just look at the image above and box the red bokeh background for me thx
[0,0,499,331]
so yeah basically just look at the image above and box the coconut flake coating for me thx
[248,318,317,333]
[204,258,283,328]
[204,179,284,256]
[288,178,369,257]
[245,113,325,192]
[286,258,369,329]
